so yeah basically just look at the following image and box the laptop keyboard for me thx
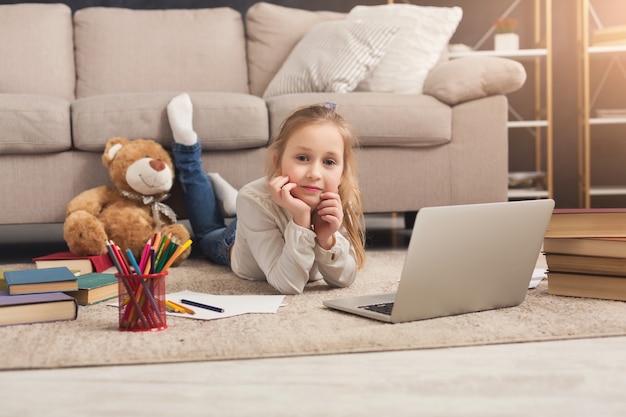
[359,302,394,316]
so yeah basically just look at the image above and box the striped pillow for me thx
[349,4,463,94]
[262,20,398,99]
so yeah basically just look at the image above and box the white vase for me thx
[494,33,519,51]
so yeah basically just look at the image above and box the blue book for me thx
[4,267,78,295]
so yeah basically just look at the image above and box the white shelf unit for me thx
[578,1,626,207]
[449,0,553,200]
[507,187,550,199]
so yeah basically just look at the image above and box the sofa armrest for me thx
[423,56,526,106]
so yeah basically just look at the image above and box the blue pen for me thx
[181,298,224,313]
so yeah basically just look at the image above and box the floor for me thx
[2,214,626,416]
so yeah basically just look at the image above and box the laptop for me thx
[324,199,555,323]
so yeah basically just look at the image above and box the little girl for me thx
[167,93,366,294]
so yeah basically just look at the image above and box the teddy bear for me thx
[63,137,191,266]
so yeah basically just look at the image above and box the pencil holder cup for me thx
[116,271,167,332]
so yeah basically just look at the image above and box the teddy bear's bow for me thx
[120,190,177,227]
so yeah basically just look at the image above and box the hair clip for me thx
[323,102,337,111]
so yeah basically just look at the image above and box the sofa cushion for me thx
[423,57,527,105]
[347,4,462,94]
[72,93,269,152]
[266,93,451,148]
[74,7,249,98]
[0,95,71,154]
[246,2,345,97]
[262,20,398,99]
[0,4,75,101]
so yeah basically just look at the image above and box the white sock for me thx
[167,93,197,146]
[208,172,238,217]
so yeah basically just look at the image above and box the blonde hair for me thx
[265,103,366,268]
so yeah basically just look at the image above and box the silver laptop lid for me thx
[390,199,554,323]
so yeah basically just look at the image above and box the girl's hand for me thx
[312,192,343,249]
[268,175,311,228]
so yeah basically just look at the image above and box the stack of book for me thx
[0,251,121,326]
[32,251,118,306]
[0,267,79,326]
[544,208,626,301]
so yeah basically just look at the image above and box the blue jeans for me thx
[171,142,236,266]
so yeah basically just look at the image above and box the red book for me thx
[32,251,114,275]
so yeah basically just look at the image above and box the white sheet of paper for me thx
[167,290,285,320]
[528,268,547,289]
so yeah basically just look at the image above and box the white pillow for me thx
[348,4,463,94]
[262,20,398,99]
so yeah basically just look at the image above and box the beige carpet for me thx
[2,250,626,370]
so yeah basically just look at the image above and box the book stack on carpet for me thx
[544,208,626,301]
[32,251,118,305]
[0,267,79,326]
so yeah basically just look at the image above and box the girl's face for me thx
[278,122,344,208]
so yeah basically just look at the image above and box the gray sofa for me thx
[0,2,525,240]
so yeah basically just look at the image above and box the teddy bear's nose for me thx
[149,159,166,172]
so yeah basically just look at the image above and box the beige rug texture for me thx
[2,250,626,370]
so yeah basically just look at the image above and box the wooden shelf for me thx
[588,45,626,54]
[589,185,626,196]
[508,120,549,128]
[578,0,626,207]
[508,188,550,199]
[589,117,626,125]
[451,1,553,201]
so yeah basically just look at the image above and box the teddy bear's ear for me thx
[103,137,129,167]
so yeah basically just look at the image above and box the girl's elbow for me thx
[326,275,356,289]
[281,287,303,295]
[271,280,305,295]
